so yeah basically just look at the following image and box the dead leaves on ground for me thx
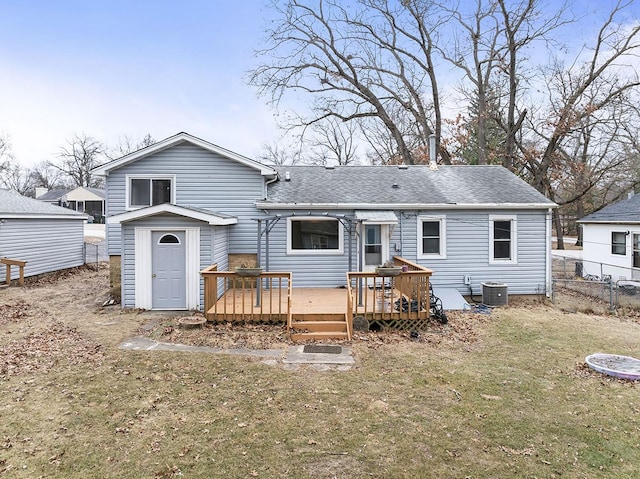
[0,300,29,326]
[0,323,105,378]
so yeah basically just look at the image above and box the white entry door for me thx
[152,231,186,309]
[362,224,389,272]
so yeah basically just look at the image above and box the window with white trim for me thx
[489,215,517,263]
[611,232,626,255]
[287,217,343,254]
[127,175,174,209]
[417,216,446,258]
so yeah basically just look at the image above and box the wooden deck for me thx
[210,287,348,321]
[201,257,433,340]
[210,285,425,321]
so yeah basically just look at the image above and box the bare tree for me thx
[258,140,302,166]
[250,0,451,165]
[520,2,640,247]
[54,133,104,188]
[0,159,35,196]
[29,160,68,190]
[105,133,155,160]
[0,133,13,173]
[309,117,360,165]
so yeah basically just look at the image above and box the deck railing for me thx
[346,256,433,328]
[200,264,292,324]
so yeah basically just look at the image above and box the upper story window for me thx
[127,175,175,209]
[612,231,627,255]
[287,217,343,255]
[489,215,517,264]
[417,215,446,259]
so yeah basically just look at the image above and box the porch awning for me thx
[354,210,398,224]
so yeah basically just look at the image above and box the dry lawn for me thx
[1,265,640,478]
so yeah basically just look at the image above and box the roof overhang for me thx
[257,202,557,210]
[92,132,277,177]
[577,220,640,225]
[1,213,88,220]
[355,210,398,224]
[107,204,238,225]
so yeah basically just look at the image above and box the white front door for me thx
[362,224,390,272]
[152,231,186,309]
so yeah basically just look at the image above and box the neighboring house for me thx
[36,186,105,222]
[92,132,556,311]
[577,193,640,281]
[0,189,87,281]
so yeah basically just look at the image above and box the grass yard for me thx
[1,266,639,478]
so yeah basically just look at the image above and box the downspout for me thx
[399,212,404,258]
[546,208,553,297]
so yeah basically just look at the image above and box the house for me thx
[0,189,87,282]
[577,193,640,281]
[36,186,106,222]
[93,132,556,313]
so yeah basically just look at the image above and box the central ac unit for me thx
[482,282,508,306]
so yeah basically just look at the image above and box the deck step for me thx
[290,331,350,341]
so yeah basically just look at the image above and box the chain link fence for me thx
[552,254,640,312]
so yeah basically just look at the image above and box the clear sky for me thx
[0,0,280,166]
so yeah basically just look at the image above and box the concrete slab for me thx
[283,345,354,365]
[118,336,282,358]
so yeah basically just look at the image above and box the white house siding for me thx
[120,214,213,308]
[0,218,85,281]
[106,143,265,257]
[581,223,640,280]
[398,209,549,295]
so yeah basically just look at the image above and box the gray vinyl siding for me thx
[0,218,85,281]
[400,209,548,295]
[106,143,265,257]
[259,208,548,293]
[258,210,357,288]
[120,215,211,308]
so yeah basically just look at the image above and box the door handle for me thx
[152,273,156,278]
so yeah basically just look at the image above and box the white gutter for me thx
[1,213,88,220]
[255,202,557,210]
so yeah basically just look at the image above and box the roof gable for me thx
[92,132,277,177]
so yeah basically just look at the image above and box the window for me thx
[612,232,627,255]
[127,175,174,208]
[158,234,180,244]
[287,217,343,254]
[634,234,640,268]
[490,215,517,264]
[417,216,446,258]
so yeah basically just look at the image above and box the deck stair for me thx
[289,313,351,341]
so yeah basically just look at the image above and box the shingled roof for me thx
[260,165,554,209]
[0,189,86,218]
[578,194,640,224]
